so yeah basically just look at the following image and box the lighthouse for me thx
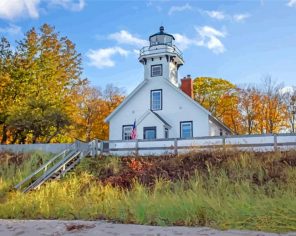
[138,26,184,87]
[105,26,232,142]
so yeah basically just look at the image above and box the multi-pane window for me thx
[122,125,133,140]
[151,90,162,110]
[180,121,193,139]
[144,127,156,140]
[219,128,223,136]
[151,64,162,77]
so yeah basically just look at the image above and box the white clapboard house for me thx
[105,26,232,141]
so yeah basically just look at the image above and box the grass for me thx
[0,149,295,232]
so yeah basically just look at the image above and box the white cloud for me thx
[0,0,85,20]
[233,13,250,22]
[174,26,226,54]
[0,0,40,20]
[108,30,148,48]
[168,3,192,15]
[49,0,85,11]
[202,9,250,23]
[87,47,129,69]
[287,0,296,7]
[0,24,22,35]
[174,33,196,51]
[280,86,295,95]
[133,49,140,56]
[205,10,225,20]
[195,26,226,54]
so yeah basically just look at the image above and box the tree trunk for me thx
[1,125,8,144]
[46,130,59,143]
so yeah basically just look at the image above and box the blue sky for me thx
[0,0,296,93]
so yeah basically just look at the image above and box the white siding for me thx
[109,78,210,140]
[143,56,178,86]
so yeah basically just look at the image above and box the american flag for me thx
[131,120,137,139]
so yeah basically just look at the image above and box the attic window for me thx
[151,64,162,77]
[151,89,162,111]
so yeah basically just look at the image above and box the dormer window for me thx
[151,64,162,77]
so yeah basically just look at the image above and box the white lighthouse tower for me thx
[139,26,184,87]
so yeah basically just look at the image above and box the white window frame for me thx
[151,89,162,111]
[151,64,162,77]
[122,125,133,140]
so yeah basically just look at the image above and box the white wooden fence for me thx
[1,134,296,156]
[104,133,296,156]
[0,143,71,154]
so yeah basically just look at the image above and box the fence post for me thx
[100,142,104,155]
[222,136,226,149]
[94,139,98,157]
[135,139,139,156]
[174,138,178,155]
[274,134,278,151]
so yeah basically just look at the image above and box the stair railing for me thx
[15,142,76,190]
[15,140,94,192]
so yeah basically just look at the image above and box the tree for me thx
[238,86,262,134]
[0,37,14,144]
[69,83,124,141]
[282,87,296,132]
[260,77,288,133]
[1,24,83,143]
[7,99,70,143]
[193,77,240,133]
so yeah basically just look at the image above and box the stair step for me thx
[15,140,92,193]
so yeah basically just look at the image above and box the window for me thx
[151,89,162,110]
[144,127,156,140]
[180,121,193,139]
[122,125,133,140]
[219,128,223,136]
[151,64,162,77]
[164,128,169,139]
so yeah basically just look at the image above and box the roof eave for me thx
[104,79,148,123]
[209,115,233,134]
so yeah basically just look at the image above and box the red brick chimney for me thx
[180,75,194,99]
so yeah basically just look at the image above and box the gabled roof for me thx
[105,77,232,134]
[150,110,171,128]
[105,77,210,123]
[209,115,233,134]
[133,109,171,128]
[104,79,148,122]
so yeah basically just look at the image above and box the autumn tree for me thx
[260,78,288,133]
[70,83,124,141]
[282,87,296,132]
[1,24,83,143]
[193,77,241,133]
[0,37,14,144]
[238,86,262,134]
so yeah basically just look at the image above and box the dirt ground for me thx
[0,220,295,236]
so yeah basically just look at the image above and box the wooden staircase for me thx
[15,140,95,193]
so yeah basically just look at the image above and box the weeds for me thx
[0,149,295,232]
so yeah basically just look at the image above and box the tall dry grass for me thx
[0,149,295,232]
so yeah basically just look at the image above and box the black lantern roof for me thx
[149,26,175,47]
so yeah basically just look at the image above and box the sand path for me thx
[0,220,295,236]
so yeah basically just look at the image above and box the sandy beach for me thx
[0,220,295,236]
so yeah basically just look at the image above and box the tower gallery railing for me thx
[139,44,183,60]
